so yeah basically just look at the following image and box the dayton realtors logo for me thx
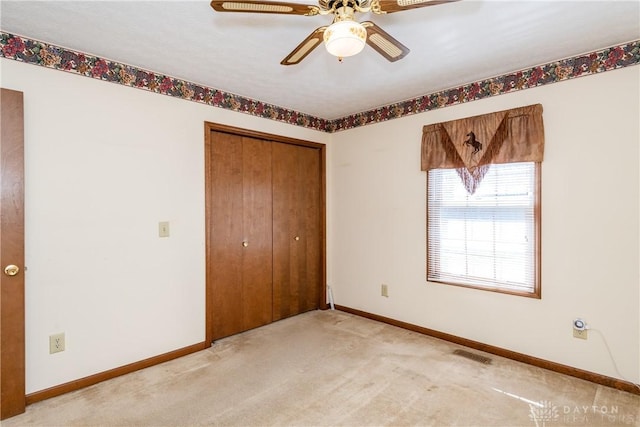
[529,401,636,425]
[529,401,560,426]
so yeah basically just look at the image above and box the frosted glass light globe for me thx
[323,20,367,58]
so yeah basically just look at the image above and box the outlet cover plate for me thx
[573,329,588,340]
[49,333,65,354]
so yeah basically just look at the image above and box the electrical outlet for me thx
[572,318,588,340]
[381,284,389,297]
[49,333,65,354]
[573,329,588,340]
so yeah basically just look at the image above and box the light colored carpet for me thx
[5,310,639,426]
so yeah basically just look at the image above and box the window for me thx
[421,104,544,297]
[427,162,540,297]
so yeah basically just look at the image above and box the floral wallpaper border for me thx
[1,32,639,133]
[331,40,640,132]
[0,32,329,131]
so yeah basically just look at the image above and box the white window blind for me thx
[427,162,538,295]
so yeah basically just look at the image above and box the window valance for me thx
[421,104,544,193]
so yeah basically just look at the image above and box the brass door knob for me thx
[4,265,19,276]
[294,236,300,241]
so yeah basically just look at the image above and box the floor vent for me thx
[453,349,492,364]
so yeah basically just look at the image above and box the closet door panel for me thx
[272,143,321,320]
[298,146,322,312]
[272,143,298,320]
[210,132,244,340]
[241,137,273,330]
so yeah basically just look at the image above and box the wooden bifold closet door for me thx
[272,143,321,321]
[209,132,273,340]
[206,125,324,342]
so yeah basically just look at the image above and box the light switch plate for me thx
[381,284,389,297]
[159,221,170,238]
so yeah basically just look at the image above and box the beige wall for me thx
[328,66,640,383]
[2,55,639,394]
[1,58,329,393]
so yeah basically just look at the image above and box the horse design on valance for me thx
[464,131,482,154]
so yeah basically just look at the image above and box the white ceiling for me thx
[1,0,639,120]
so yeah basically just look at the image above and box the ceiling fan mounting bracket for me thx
[326,0,359,10]
[331,5,357,23]
[322,0,383,15]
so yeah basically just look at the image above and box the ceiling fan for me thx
[210,0,459,65]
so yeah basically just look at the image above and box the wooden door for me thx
[0,88,26,419]
[272,143,321,321]
[208,131,272,340]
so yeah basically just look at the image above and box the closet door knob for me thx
[294,236,300,241]
[242,241,249,247]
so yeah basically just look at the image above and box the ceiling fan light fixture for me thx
[323,20,367,58]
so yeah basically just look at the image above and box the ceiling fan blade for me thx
[362,22,409,62]
[374,0,459,14]
[211,0,319,15]
[281,27,327,65]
